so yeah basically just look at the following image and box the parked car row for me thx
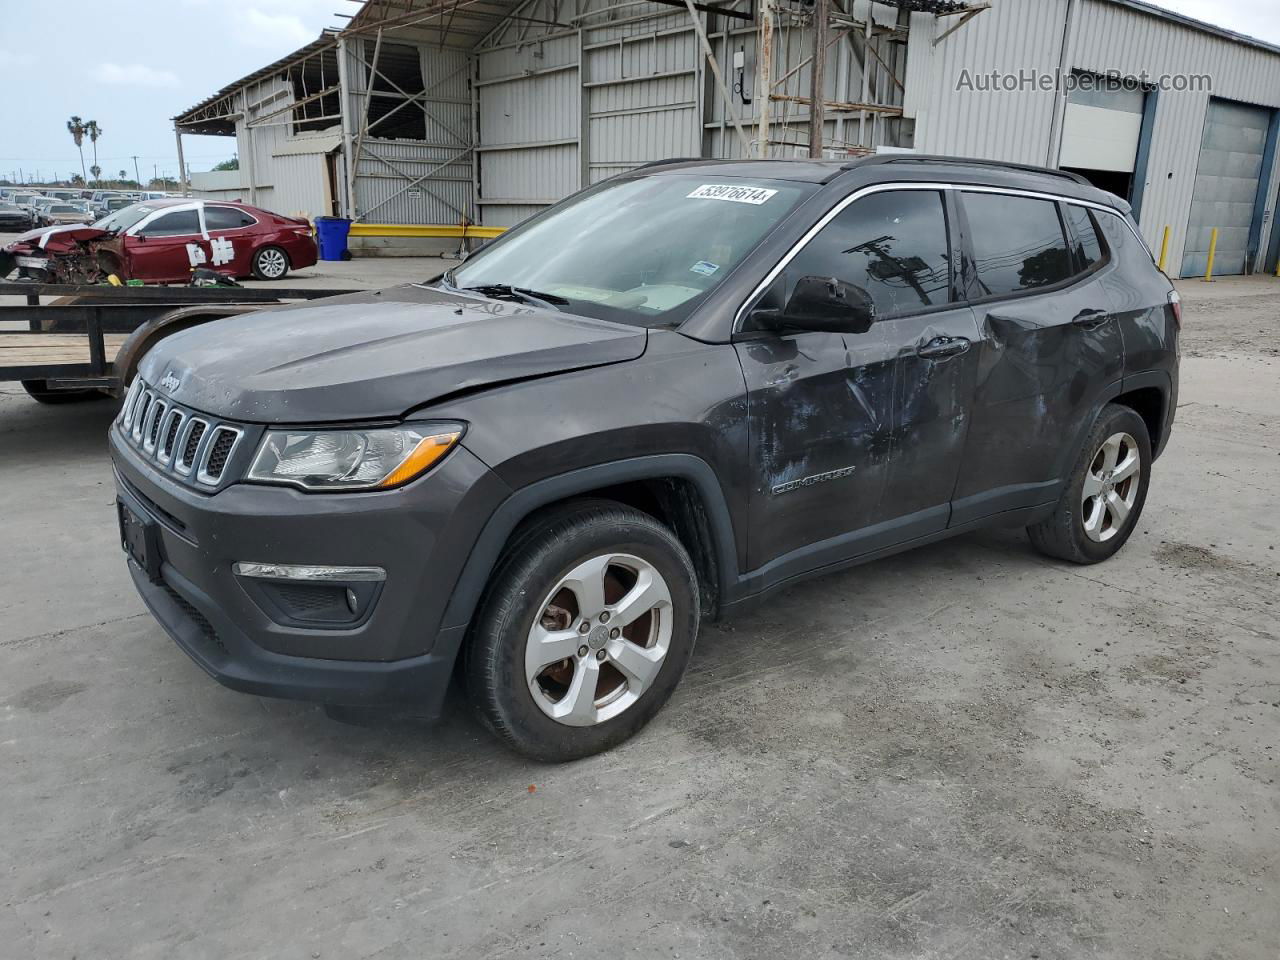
[0,187,180,226]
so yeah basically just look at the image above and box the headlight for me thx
[246,423,463,491]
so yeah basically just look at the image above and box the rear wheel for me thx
[251,245,289,281]
[465,501,700,761]
[1027,403,1151,564]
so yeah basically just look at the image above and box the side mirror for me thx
[753,275,876,335]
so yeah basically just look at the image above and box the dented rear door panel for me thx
[951,273,1122,525]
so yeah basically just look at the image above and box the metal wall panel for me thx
[903,0,1068,165]
[476,30,580,228]
[906,0,1280,275]
[584,28,698,184]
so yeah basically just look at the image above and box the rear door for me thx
[951,190,1123,525]
[203,205,259,275]
[735,186,980,575]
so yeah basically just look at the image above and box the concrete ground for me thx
[1,273,1277,960]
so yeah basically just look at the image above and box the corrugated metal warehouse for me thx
[174,0,1280,277]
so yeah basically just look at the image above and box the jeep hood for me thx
[138,285,649,422]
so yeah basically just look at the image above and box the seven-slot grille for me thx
[117,378,244,487]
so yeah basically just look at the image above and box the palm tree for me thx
[66,116,87,183]
[85,120,103,183]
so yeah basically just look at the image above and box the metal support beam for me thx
[684,0,753,157]
[174,127,189,196]
[932,3,989,46]
[336,34,358,218]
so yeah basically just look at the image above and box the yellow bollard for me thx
[1157,225,1170,273]
[1202,227,1218,282]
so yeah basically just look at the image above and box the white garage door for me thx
[1182,99,1272,278]
[1059,76,1144,173]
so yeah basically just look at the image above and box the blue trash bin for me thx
[314,216,352,261]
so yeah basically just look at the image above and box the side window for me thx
[205,206,255,230]
[1061,203,1104,273]
[961,192,1072,295]
[139,210,201,237]
[783,189,953,321]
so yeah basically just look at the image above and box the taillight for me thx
[1168,289,1181,329]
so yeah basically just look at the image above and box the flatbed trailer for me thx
[0,282,352,402]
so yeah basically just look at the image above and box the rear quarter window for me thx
[1062,203,1104,272]
[205,207,257,230]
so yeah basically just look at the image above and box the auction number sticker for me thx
[687,184,778,205]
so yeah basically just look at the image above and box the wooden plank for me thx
[0,334,129,367]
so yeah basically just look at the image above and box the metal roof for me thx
[173,0,1280,135]
[1101,0,1280,58]
[172,31,340,130]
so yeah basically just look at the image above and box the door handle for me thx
[1072,308,1109,328]
[915,335,970,360]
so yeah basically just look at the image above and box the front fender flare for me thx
[439,453,740,631]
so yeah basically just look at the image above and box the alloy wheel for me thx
[525,553,673,727]
[257,248,287,278]
[1081,431,1141,543]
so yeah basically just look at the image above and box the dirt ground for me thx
[0,275,1276,960]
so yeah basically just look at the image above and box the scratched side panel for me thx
[734,328,900,571]
[883,306,982,519]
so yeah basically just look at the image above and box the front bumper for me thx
[111,424,510,708]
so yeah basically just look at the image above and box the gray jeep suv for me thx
[111,155,1179,760]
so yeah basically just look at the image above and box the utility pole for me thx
[808,0,829,158]
[132,155,142,189]
[756,0,774,159]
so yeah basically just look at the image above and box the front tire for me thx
[465,500,700,762]
[251,245,290,280]
[1027,403,1151,564]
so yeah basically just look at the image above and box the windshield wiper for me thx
[461,283,570,311]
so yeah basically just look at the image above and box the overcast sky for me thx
[2,0,1278,183]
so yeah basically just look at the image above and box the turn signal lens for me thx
[378,430,463,488]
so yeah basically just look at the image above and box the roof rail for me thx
[842,154,1091,185]
[631,157,703,171]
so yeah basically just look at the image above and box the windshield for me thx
[94,203,157,232]
[448,174,814,327]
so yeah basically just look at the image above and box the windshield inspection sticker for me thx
[690,260,720,277]
[687,184,778,205]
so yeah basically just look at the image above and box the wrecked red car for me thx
[0,199,318,284]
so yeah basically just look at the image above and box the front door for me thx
[126,208,206,282]
[735,187,980,576]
